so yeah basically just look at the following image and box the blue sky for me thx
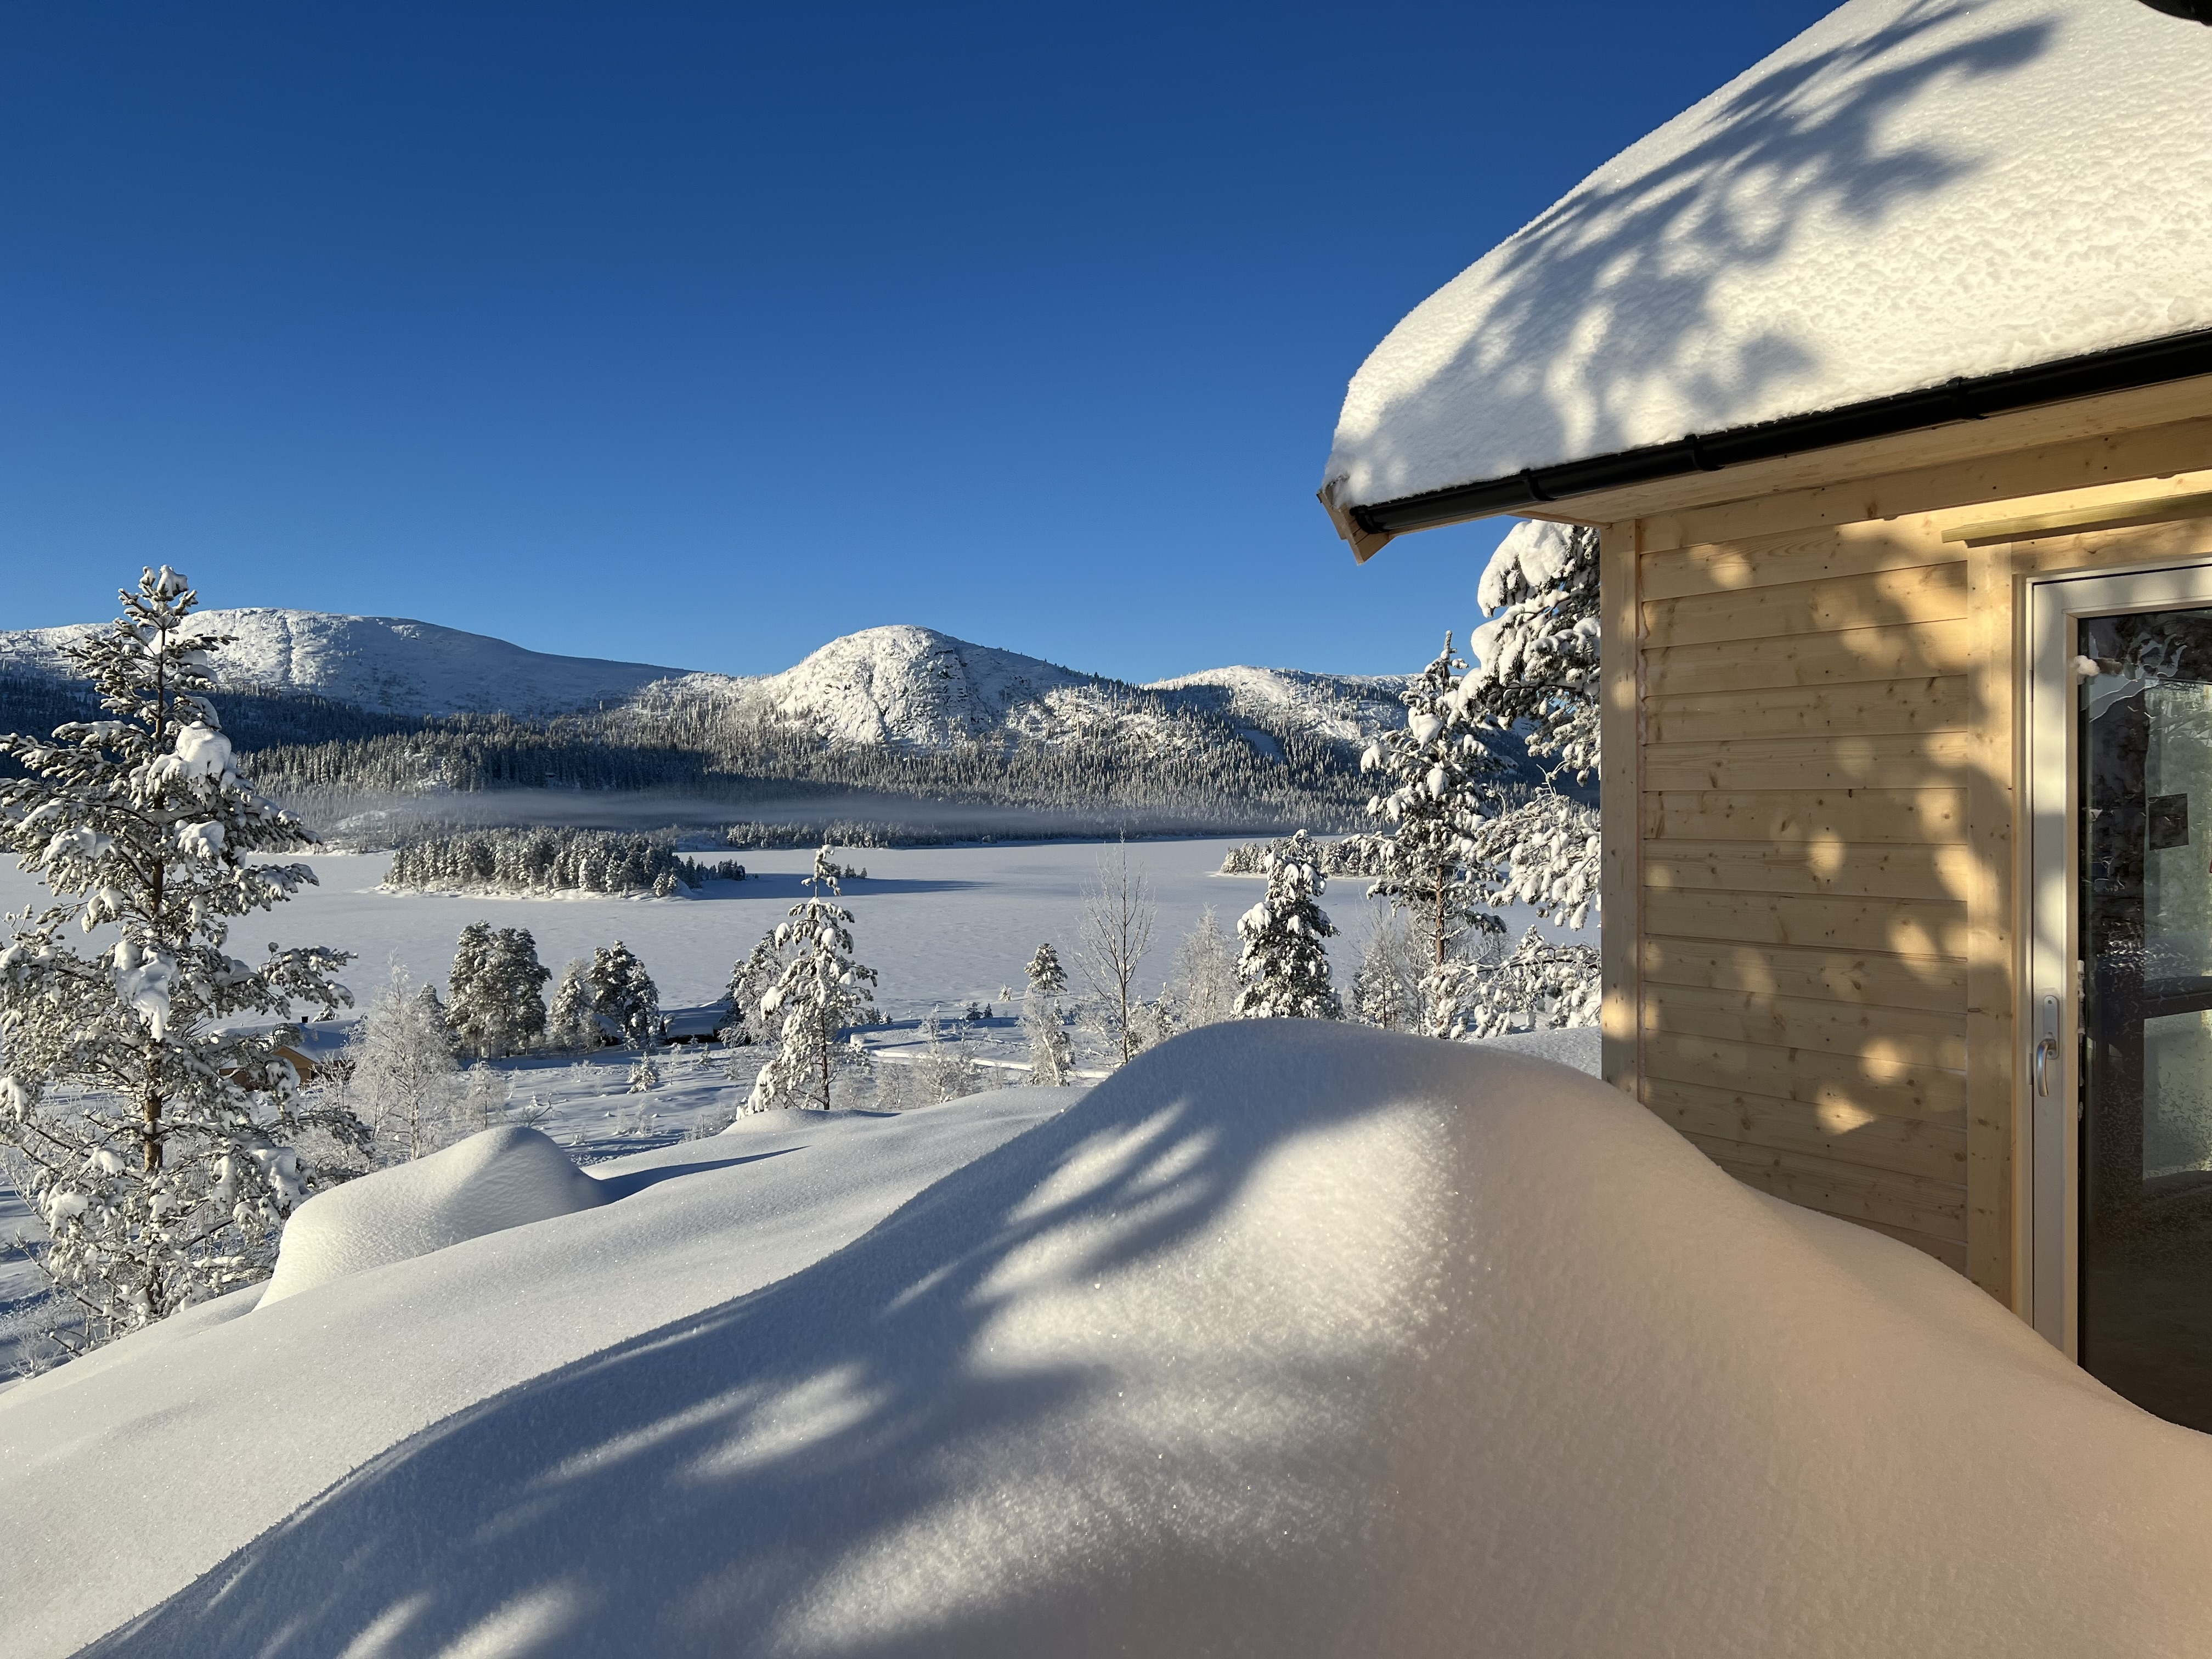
[3,2,1832,682]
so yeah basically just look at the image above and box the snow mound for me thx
[0,608,686,719]
[258,1126,608,1307]
[1327,0,2212,511]
[67,1023,2212,1657]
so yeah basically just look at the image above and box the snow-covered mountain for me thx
[1144,665,1409,747]
[0,611,1409,751]
[0,610,688,721]
[696,624,1113,748]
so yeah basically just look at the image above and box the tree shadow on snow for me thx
[81,1023,1453,1659]
[588,1147,800,1201]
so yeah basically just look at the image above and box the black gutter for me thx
[1348,326,2212,537]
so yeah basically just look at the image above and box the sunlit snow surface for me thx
[10,1022,2212,1657]
[1326,0,2212,509]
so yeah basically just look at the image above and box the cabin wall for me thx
[1602,411,2212,1306]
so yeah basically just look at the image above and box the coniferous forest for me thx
[143,679,1402,843]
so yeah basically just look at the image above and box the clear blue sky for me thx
[3,2,1832,682]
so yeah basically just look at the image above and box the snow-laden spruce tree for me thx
[1234,830,1342,1020]
[1362,634,1509,1032]
[345,969,464,1161]
[447,923,550,1058]
[1024,941,1068,1000]
[723,931,786,1045]
[546,959,598,1050]
[1463,520,1602,930]
[588,941,659,1048]
[1458,521,1604,1030]
[1170,907,1238,1029]
[747,845,879,1112]
[0,568,356,1352]
[1465,521,1599,785]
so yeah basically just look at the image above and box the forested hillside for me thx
[0,617,1565,843]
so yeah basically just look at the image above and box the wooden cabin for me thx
[1321,0,2212,1427]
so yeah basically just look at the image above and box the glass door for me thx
[2032,563,2212,1431]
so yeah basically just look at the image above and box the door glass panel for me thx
[2080,608,2212,1430]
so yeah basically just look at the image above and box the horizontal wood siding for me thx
[1593,410,2212,1306]
[1635,514,1971,1265]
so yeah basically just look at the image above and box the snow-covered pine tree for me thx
[1024,941,1067,1000]
[588,941,659,1048]
[1459,520,1604,1031]
[1440,924,1603,1039]
[722,931,786,1045]
[1234,830,1342,1020]
[446,924,551,1057]
[1362,633,1510,1032]
[345,970,465,1161]
[483,927,551,1054]
[445,922,495,1056]
[1170,907,1238,1029]
[746,845,879,1112]
[0,567,357,1354]
[1465,520,1599,783]
[546,959,598,1049]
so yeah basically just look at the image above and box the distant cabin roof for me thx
[1323,0,2212,546]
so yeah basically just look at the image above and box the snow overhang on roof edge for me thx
[1324,326,2212,562]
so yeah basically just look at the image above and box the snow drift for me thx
[1326,0,2212,510]
[29,1022,2212,1657]
[259,1126,609,1307]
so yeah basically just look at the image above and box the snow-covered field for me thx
[10,1020,2212,1657]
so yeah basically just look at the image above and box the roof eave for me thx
[1329,325,2212,556]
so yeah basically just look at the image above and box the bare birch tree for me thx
[1077,840,1156,1069]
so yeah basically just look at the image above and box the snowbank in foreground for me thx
[34,1022,2212,1657]
[260,1125,608,1307]
[0,1090,1073,1658]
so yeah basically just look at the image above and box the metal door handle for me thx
[2035,1036,2058,1097]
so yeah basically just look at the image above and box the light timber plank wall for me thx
[1629,506,1975,1272]
[1605,410,2212,1298]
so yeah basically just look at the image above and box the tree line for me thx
[383,825,729,898]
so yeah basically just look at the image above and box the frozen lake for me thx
[0,833,1572,1376]
[0,836,1547,1027]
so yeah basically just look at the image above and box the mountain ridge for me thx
[0,611,1411,751]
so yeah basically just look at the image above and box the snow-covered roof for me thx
[1324,0,2212,516]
